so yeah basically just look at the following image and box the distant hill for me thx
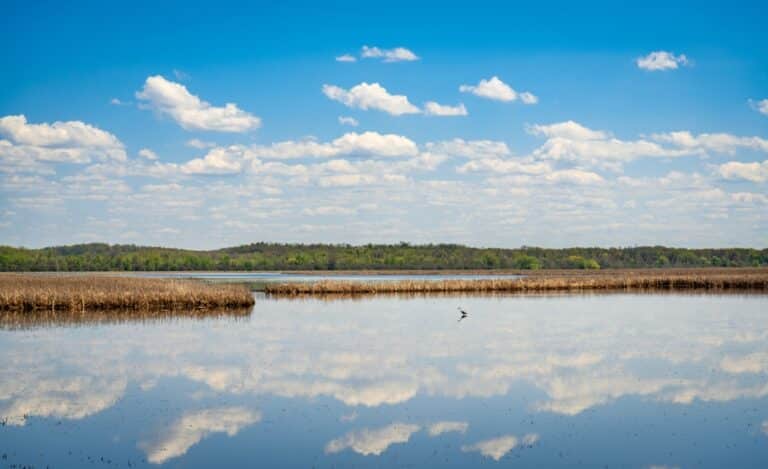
[0,243,766,271]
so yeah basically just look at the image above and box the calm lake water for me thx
[1,293,767,467]
[134,271,522,282]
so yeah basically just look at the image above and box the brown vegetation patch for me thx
[265,268,768,295]
[0,274,255,312]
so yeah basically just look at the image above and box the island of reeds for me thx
[0,274,255,312]
[264,268,768,295]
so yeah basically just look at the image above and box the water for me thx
[133,271,521,283]
[1,293,767,467]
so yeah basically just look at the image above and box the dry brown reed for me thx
[265,268,768,296]
[0,274,255,312]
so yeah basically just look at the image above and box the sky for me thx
[1,0,767,249]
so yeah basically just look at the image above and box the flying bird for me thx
[457,306,468,322]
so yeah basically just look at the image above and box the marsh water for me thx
[135,271,522,283]
[1,293,767,467]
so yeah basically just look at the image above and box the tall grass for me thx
[0,274,255,312]
[265,268,768,295]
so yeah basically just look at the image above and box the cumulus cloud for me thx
[519,92,539,104]
[338,116,359,127]
[749,99,768,116]
[716,160,768,183]
[527,121,608,141]
[181,145,252,175]
[251,132,419,160]
[457,158,552,175]
[0,114,126,166]
[186,138,216,149]
[361,46,419,62]
[0,115,123,150]
[459,76,535,103]
[651,131,768,154]
[424,101,468,116]
[323,82,421,115]
[426,139,511,159]
[138,148,158,160]
[171,132,420,176]
[336,54,357,63]
[141,407,260,464]
[325,423,420,455]
[427,421,468,436]
[526,121,768,171]
[544,169,605,185]
[636,51,690,71]
[136,75,261,132]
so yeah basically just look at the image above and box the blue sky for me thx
[1,1,767,249]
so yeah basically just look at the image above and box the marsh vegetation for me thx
[265,268,768,295]
[0,274,254,312]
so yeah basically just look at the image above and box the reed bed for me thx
[265,269,768,295]
[0,274,255,312]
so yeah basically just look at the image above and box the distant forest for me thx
[1,243,766,271]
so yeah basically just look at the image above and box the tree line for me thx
[0,243,765,271]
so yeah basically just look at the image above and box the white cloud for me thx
[0,115,122,149]
[331,132,418,157]
[250,132,418,160]
[338,116,359,127]
[109,98,129,106]
[424,101,468,117]
[720,352,768,374]
[141,407,260,464]
[426,139,511,159]
[323,82,421,116]
[460,76,535,103]
[136,75,261,132]
[0,114,126,166]
[636,51,690,71]
[651,131,768,154]
[544,169,605,185]
[335,54,357,63]
[361,46,419,62]
[457,158,552,175]
[171,131,420,177]
[519,92,539,104]
[303,206,356,216]
[325,423,420,456]
[427,421,468,436]
[138,148,158,160]
[749,99,768,116]
[527,121,608,140]
[462,435,522,460]
[526,121,768,171]
[716,160,768,183]
[186,138,215,149]
[181,145,252,175]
